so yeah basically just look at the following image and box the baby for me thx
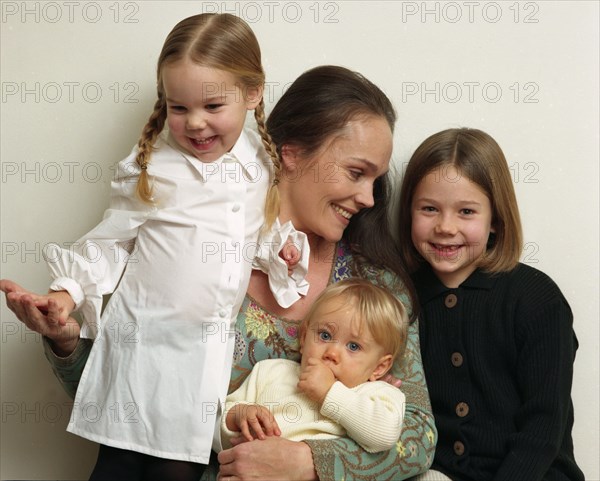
[221,278,409,453]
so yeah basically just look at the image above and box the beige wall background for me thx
[1,1,598,479]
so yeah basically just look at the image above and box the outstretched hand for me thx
[0,279,80,356]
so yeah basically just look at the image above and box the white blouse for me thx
[46,129,270,463]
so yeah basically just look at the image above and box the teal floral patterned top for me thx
[44,240,436,480]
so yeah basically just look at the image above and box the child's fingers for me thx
[266,412,281,437]
[45,298,62,328]
[46,298,67,327]
[228,435,250,446]
[239,421,256,443]
[255,410,279,437]
[20,295,51,334]
[247,416,267,440]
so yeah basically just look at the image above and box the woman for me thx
[1,66,436,481]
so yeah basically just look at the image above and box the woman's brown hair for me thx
[266,65,418,315]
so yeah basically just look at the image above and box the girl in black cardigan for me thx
[398,128,584,481]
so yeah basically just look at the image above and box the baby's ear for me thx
[369,354,393,382]
[298,321,308,354]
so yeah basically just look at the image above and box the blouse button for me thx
[218,309,228,318]
[445,294,458,308]
[453,441,465,456]
[456,402,469,417]
[232,204,240,212]
[451,352,464,367]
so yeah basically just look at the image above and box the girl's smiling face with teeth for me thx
[411,165,495,288]
[278,116,392,243]
[162,60,261,163]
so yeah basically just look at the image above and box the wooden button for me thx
[451,352,464,367]
[454,441,465,455]
[445,294,458,308]
[456,402,469,417]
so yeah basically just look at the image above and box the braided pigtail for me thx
[255,98,281,230]
[135,96,167,203]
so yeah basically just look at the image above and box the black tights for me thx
[88,444,206,481]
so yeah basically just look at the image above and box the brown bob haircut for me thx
[397,127,523,274]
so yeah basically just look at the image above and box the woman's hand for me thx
[381,373,402,388]
[217,436,318,481]
[0,279,80,356]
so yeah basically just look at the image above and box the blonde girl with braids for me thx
[0,13,300,480]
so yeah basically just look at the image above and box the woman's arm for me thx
[43,336,92,399]
[216,321,436,481]
[217,437,318,481]
[304,319,436,481]
[1,279,90,398]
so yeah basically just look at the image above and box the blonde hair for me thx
[135,13,279,203]
[300,278,409,362]
[397,127,523,274]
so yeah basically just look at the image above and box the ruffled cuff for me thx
[49,277,85,310]
[253,219,310,308]
[45,243,103,339]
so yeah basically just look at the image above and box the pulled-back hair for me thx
[300,278,409,363]
[135,13,277,202]
[265,66,417,314]
[397,127,523,274]
[264,65,396,228]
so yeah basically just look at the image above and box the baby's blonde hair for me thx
[135,13,279,203]
[300,278,409,363]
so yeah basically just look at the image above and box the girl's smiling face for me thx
[162,60,261,162]
[411,165,495,288]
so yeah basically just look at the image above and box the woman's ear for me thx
[369,354,393,382]
[245,85,264,110]
[280,144,302,173]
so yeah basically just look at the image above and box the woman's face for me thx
[278,115,393,243]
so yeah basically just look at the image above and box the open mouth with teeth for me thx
[189,136,217,148]
[429,243,463,258]
[333,204,353,220]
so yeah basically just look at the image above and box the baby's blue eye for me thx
[319,331,332,341]
[347,342,360,352]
